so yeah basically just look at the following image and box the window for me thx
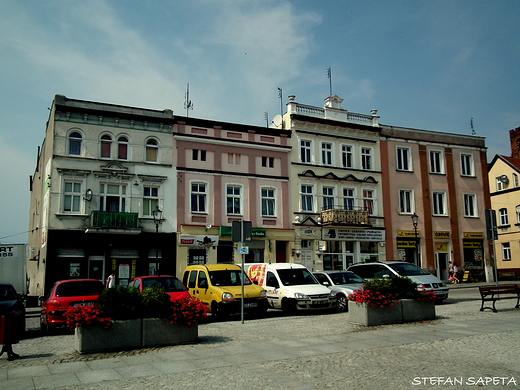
[432,191,446,216]
[399,189,413,214]
[100,134,112,158]
[429,150,443,174]
[461,153,474,176]
[396,147,411,171]
[300,140,312,163]
[301,185,314,212]
[68,131,82,156]
[323,187,334,210]
[226,185,241,215]
[262,157,274,168]
[514,174,519,188]
[143,187,159,216]
[516,205,520,224]
[343,188,355,210]
[502,242,511,261]
[499,208,509,226]
[361,147,372,170]
[496,176,509,191]
[192,149,207,161]
[227,153,240,164]
[191,183,207,213]
[63,181,82,213]
[341,145,353,168]
[261,188,275,217]
[118,136,128,160]
[463,193,477,217]
[321,143,332,165]
[363,189,374,215]
[100,184,126,212]
[146,139,158,162]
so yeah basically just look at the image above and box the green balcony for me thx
[90,211,139,229]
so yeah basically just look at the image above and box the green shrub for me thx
[98,286,143,320]
[141,286,171,318]
[363,276,419,299]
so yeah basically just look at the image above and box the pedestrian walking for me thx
[0,284,23,361]
[106,273,116,288]
[448,261,454,282]
[452,263,460,284]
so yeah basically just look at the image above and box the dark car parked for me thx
[39,279,105,332]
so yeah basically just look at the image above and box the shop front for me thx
[396,230,421,265]
[462,232,485,281]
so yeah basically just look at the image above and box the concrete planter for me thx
[348,302,403,326]
[74,319,142,354]
[74,319,198,354]
[142,318,198,347]
[400,299,436,322]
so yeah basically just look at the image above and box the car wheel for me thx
[40,317,48,333]
[282,298,297,314]
[211,301,228,321]
[337,294,348,312]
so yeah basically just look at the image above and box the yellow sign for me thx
[435,243,448,252]
[397,230,421,238]
[397,240,417,248]
[463,232,484,239]
[434,231,450,239]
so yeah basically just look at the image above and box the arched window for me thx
[145,139,158,162]
[68,131,82,156]
[100,134,112,158]
[118,136,128,160]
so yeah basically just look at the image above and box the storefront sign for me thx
[178,235,219,246]
[464,232,484,239]
[397,230,421,238]
[219,226,266,238]
[323,229,385,241]
[397,240,417,248]
[434,231,450,239]
[463,241,482,249]
[435,243,448,252]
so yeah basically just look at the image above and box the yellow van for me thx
[182,263,268,318]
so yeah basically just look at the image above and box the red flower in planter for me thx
[348,288,399,308]
[164,296,209,326]
[65,305,112,331]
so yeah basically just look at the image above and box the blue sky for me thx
[1,0,519,244]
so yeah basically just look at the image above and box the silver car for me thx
[313,271,365,311]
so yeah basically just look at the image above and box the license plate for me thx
[244,303,257,308]
[73,301,95,307]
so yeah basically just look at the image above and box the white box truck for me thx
[0,244,27,294]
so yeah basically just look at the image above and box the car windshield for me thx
[388,263,431,276]
[142,277,186,292]
[209,270,252,286]
[0,285,17,301]
[56,281,104,297]
[278,269,318,286]
[330,272,364,285]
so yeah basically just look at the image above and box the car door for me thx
[264,271,282,309]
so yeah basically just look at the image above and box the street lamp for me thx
[411,212,419,265]
[152,206,162,276]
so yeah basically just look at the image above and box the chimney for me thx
[509,127,520,159]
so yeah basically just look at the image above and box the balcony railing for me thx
[90,211,139,229]
[320,206,370,226]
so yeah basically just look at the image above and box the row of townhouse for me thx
[27,94,492,299]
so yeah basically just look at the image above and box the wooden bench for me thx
[479,285,520,313]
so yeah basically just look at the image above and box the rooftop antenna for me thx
[184,83,193,117]
[277,87,284,129]
[470,117,476,135]
[327,67,333,96]
[264,112,269,128]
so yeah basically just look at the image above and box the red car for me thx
[40,279,105,332]
[129,275,190,301]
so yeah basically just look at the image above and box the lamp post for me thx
[411,212,419,265]
[152,206,162,276]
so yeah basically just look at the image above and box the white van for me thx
[245,263,337,312]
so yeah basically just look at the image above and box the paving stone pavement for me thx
[1,283,520,389]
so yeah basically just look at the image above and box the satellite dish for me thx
[499,175,509,184]
[271,115,282,128]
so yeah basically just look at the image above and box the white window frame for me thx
[145,138,159,162]
[516,205,520,224]
[300,139,312,164]
[100,134,113,159]
[460,153,474,176]
[496,177,506,191]
[432,191,447,216]
[399,189,413,214]
[343,187,355,210]
[261,187,276,217]
[117,135,129,160]
[322,186,335,210]
[190,181,208,214]
[143,186,160,217]
[361,147,372,170]
[514,174,519,188]
[463,193,477,217]
[63,180,83,213]
[321,142,333,166]
[499,208,509,226]
[68,131,83,156]
[226,184,242,215]
[300,184,314,212]
[429,150,444,174]
[362,188,375,215]
[100,183,127,213]
[341,144,354,168]
[396,146,411,171]
[502,242,511,261]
